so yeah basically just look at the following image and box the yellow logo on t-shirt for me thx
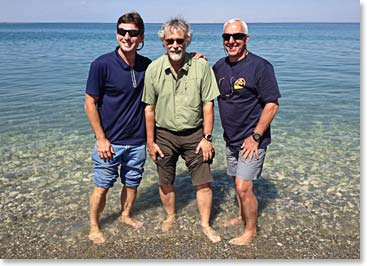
[233,78,246,90]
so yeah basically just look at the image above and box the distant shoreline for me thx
[0,21,360,24]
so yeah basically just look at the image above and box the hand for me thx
[191,52,207,61]
[147,142,164,163]
[195,138,213,162]
[240,136,259,161]
[97,137,114,160]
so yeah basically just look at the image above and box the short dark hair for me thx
[117,12,145,34]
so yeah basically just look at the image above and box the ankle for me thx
[201,224,211,229]
[244,228,257,236]
[166,213,176,220]
[90,224,100,231]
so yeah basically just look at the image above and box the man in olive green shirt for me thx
[142,17,221,243]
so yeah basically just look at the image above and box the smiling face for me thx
[223,21,249,62]
[163,28,187,63]
[116,22,144,55]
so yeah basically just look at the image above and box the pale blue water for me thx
[0,23,359,138]
[0,21,360,189]
[0,23,360,258]
[0,23,359,137]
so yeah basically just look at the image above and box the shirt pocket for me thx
[184,78,202,108]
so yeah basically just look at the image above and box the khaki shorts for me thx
[155,127,214,186]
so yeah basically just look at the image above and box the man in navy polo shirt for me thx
[84,12,151,244]
[213,18,281,245]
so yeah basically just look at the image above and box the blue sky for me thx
[0,0,360,23]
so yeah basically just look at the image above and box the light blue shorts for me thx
[91,143,146,188]
[226,146,266,181]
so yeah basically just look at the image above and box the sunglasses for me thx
[165,38,185,45]
[117,28,141,37]
[222,33,247,41]
[218,77,235,98]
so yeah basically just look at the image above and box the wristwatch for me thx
[203,134,213,142]
[252,132,262,142]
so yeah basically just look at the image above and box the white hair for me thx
[158,17,192,46]
[223,18,249,35]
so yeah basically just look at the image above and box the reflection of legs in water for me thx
[196,183,221,243]
[159,185,176,232]
[88,186,108,244]
[229,178,257,246]
[120,186,143,229]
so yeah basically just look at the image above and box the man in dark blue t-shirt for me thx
[85,12,151,244]
[213,18,281,246]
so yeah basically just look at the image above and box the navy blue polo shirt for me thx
[86,47,151,145]
[213,52,281,151]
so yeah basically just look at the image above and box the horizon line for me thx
[0,21,360,24]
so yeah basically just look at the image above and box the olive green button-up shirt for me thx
[142,53,219,132]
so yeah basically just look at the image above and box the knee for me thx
[196,183,211,193]
[235,182,253,199]
[93,187,108,198]
[160,185,174,194]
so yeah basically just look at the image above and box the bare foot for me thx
[120,215,144,229]
[228,231,256,246]
[223,216,244,227]
[88,225,105,244]
[162,214,175,233]
[202,226,221,243]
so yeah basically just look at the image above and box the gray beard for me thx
[169,51,183,62]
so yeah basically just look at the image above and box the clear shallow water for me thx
[0,23,360,258]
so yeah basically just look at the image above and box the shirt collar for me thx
[164,53,192,74]
[114,46,138,70]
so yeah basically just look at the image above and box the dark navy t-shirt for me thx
[213,52,281,151]
[86,47,151,145]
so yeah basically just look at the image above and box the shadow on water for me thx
[99,171,198,227]
[98,169,278,228]
[254,175,278,215]
[210,170,278,221]
[134,172,198,213]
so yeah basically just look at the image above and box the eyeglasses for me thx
[164,38,185,45]
[117,28,141,37]
[218,77,236,98]
[222,33,247,41]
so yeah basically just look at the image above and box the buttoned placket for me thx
[130,67,137,88]
[172,68,184,131]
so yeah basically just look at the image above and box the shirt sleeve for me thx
[85,60,106,97]
[256,62,281,103]
[142,64,157,105]
[200,61,220,102]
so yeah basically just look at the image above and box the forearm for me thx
[254,101,279,135]
[202,101,214,135]
[144,105,156,145]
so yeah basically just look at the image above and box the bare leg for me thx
[196,183,221,243]
[88,186,108,244]
[223,177,244,227]
[229,178,257,246]
[159,185,176,232]
[120,186,143,229]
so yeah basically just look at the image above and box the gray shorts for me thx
[226,146,266,180]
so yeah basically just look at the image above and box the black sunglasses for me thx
[218,77,235,99]
[222,33,247,41]
[117,28,141,37]
[165,38,185,45]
